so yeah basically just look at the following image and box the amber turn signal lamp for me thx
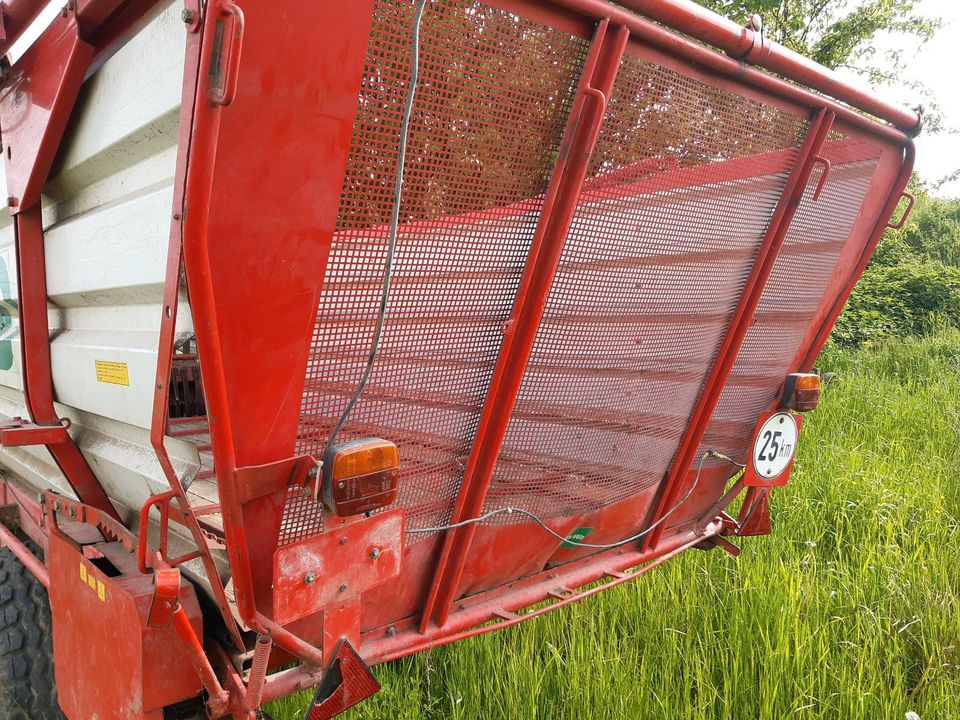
[322,438,399,516]
[781,373,820,412]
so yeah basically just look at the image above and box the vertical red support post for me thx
[642,108,836,551]
[146,0,244,648]
[1,9,119,519]
[419,20,630,631]
[12,209,117,519]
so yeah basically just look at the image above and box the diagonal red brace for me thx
[418,19,630,631]
[641,107,836,552]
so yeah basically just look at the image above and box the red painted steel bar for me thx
[171,604,230,714]
[799,142,917,370]
[419,20,630,631]
[642,108,836,551]
[547,0,921,134]
[145,0,244,648]
[0,519,49,588]
[0,0,46,55]
[13,207,119,519]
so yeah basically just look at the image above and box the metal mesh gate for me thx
[697,136,884,467]
[291,0,893,549]
[481,52,808,523]
[293,0,589,541]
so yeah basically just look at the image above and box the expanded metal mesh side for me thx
[698,138,884,467]
[481,52,808,524]
[290,0,589,543]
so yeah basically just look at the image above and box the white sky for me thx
[912,0,960,196]
[835,0,960,197]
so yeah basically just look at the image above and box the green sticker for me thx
[560,527,593,549]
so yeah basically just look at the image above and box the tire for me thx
[0,542,62,720]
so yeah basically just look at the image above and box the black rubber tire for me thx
[0,542,63,720]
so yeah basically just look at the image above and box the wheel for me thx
[0,541,62,719]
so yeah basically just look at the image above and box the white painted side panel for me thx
[0,1,198,518]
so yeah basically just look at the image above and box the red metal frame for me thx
[177,0,379,667]
[0,0,921,717]
[0,9,118,518]
[799,142,916,370]
[145,0,244,649]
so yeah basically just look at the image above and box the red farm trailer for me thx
[0,0,918,717]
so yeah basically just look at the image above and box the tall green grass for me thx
[269,327,960,719]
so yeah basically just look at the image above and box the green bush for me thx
[832,261,960,348]
[832,185,960,349]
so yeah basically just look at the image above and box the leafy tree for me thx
[833,184,960,348]
[696,0,938,71]
[694,1,944,130]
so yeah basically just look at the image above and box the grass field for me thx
[269,327,960,720]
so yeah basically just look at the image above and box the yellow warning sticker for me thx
[95,360,130,386]
[87,573,96,591]
[79,563,87,583]
[97,580,105,602]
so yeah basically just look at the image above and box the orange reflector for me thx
[781,373,820,412]
[322,438,399,516]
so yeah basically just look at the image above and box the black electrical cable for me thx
[406,451,726,548]
[327,0,429,447]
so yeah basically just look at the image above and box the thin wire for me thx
[327,0,429,447]
[406,451,723,548]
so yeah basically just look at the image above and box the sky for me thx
[837,0,960,197]
[9,0,960,196]
[912,0,960,196]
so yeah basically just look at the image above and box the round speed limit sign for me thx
[751,412,799,480]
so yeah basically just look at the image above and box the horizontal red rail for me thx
[548,0,921,134]
[363,520,720,664]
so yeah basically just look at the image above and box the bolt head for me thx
[339,583,348,593]
[303,572,316,584]
[181,9,196,23]
[370,548,382,559]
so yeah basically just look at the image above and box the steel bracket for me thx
[0,418,69,447]
[147,567,183,627]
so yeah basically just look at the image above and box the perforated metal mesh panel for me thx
[292,0,589,542]
[481,53,808,522]
[291,0,888,548]
[697,137,884,466]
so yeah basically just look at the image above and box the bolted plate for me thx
[273,509,404,625]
